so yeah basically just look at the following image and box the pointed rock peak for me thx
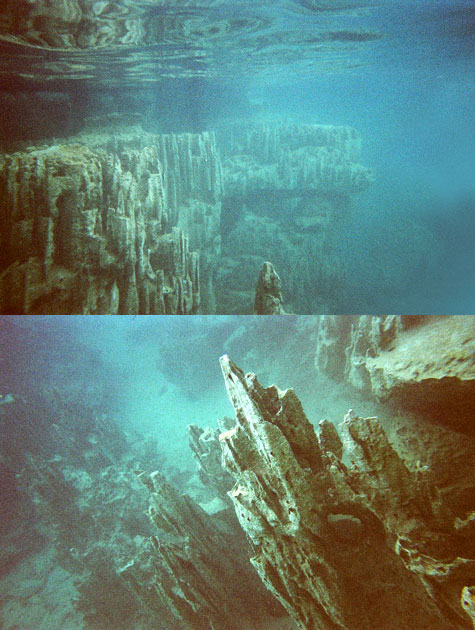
[219,354,263,427]
[254,261,285,314]
[219,354,245,381]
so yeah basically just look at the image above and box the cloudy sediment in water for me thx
[0,315,474,629]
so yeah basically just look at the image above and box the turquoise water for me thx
[0,315,352,629]
[1,316,474,629]
[0,0,473,313]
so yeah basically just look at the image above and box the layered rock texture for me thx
[218,354,475,630]
[0,389,167,629]
[0,119,372,314]
[133,468,281,630]
[217,121,371,196]
[0,387,284,630]
[315,315,475,433]
[254,261,286,314]
[0,125,222,314]
[216,121,374,313]
[188,423,235,504]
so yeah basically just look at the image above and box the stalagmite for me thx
[254,261,286,314]
[218,354,474,630]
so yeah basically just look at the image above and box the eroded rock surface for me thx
[254,261,286,314]
[365,316,475,431]
[134,468,282,630]
[216,121,374,313]
[0,126,223,313]
[218,121,373,196]
[0,120,375,314]
[315,315,475,432]
[218,354,475,630]
[187,423,234,503]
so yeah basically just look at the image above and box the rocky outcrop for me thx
[364,316,475,431]
[79,124,223,312]
[187,423,234,503]
[0,125,224,313]
[217,121,373,197]
[314,315,354,380]
[3,388,285,629]
[216,121,374,313]
[0,389,172,629]
[315,315,475,433]
[0,118,376,314]
[218,354,475,630]
[134,468,282,630]
[254,261,285,314]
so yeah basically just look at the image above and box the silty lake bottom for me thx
[0,315,474,630]
[0,1,474,314]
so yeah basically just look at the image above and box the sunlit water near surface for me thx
[0,0,474,312]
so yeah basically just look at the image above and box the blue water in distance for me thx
[135,0,475,312]
[1,0,473,313]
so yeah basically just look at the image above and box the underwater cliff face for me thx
[0,1,473,313]
[0,315,474,629]
[0,127,225,314]
[0,120,374,314]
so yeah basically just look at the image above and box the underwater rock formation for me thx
[0,125,223,313]
[364,316,475,432]
[187,423,234,503]
[314,315,354,380]
[217,121,373,197]
[254,261,286,314]
[134,468,282,630]
[315,315,475,433]
[216,121,373,313]
[0,390,170,629]
[218,354,475,630]
[17,452,160,629]
[0,117,376,314]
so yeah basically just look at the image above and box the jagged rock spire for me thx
[254,261,285,314]
[218,355,472,630]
